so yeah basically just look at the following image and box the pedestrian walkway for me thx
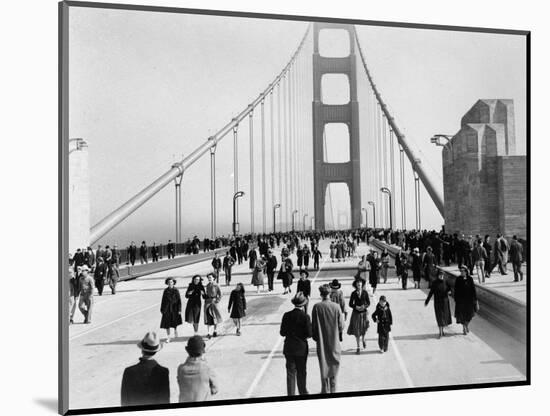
[68,238,526,410]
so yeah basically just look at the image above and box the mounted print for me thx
[59,1,530,414]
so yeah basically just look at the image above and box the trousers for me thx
[78,294,94,322]
[285,355,308,395]
[512,261,523,281]
[267,272,275,291]
[378,331,390,351]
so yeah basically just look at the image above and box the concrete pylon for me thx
[312,23,362,231]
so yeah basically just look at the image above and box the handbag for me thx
[474,300,480,312]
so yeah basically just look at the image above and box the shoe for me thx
[70,319,74,324]
[165,338,171,343]
[237,330,241,336]
[379,349,384,353]
[356,348,360,355]
[207,334,211,340]
[213,332,218,337]
[362,339,366,349]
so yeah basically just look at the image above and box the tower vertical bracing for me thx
[312,23,362,230]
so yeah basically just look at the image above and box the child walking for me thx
[371,295,393,353]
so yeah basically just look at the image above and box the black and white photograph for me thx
[58,1,532,414]
[7,1,550,416]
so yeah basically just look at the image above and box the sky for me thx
[68,6,526,246]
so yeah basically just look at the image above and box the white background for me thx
[0,0,546,415]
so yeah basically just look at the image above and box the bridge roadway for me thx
[68,240,526,411]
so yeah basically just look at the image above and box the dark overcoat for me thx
[160,287,182,329]
[121,358,169,406]
[280,308,312,356]
[425,279,452,326]
[454,275,477,324]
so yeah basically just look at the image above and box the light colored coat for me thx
[312,299,344,379]
[177,356,218,402]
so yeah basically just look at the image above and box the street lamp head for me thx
[368,201,375,206]
[380,187,391,195]
[234,191,245,199]
[274,203,281,209]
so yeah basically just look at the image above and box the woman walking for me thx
[368,252,381,294]
[251,255,267,293]
[204,273,222,339]
[329,279,347,320]
[302,244,311,270]
[277,255,294,295]
[184,275,205,336]
[228,282,246,335]
[424,272,452,338]
[411,247,422,289]
[380,249,390,283]
[347,279,370,354]
[160,277,183,343]
[248,248,258,271]
[296,270,311,314]
[454,266,478,334]
[296,245,304,270]
[422,246,437,286]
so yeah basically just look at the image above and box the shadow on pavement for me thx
[33,398,57,413]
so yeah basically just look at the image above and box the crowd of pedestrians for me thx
[68,226,524,403]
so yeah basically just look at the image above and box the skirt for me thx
[347,310,369,336]
[160,311,182,329]
[204,300,223,325]
[184,302,201,324]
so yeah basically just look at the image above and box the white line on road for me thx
[69,302,160,341]
[244,254,329,398]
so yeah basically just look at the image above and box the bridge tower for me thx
[312,23,362,230]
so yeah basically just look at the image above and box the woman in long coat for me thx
[330,242,336,262]
[296,245,304,269]
[424,272,452,338]
[204,273,222,339]
[347,279,370,354]
[302,245,311,270]
[184,275,205,335]
[228,282,246,335]
[160,277,183,343]
[277,256,294,295]
[248,248,257,270]
[411,248,422,288]
[454,266,478,334]
[251,256,267,293]
[368,252,381,294]
[422,246,437,285]
[380,249,390,283]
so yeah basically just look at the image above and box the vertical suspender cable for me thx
[283,74,289,231]
[270,90,275,228]
[233,123,239,221]
[249,110,254,234]
[261,99,266,234]
[278,82,283,230]
[400,145,406,229]
[389,129,396,230]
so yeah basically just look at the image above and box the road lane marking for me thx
[244,253,328,398]
[69,302,160,341]
[371,292,415,388]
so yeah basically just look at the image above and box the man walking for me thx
[266,249,278,292]
[311,284,344,394]
[93,257,107,296]
[493,234,509,275]
[509,235,524,282]
[280,293,312,396]
[69,268,78,324]
[211,253,222,283]
[128,241,137,266]
[78,265,95,324]
[167,240,175,259]
[121,332,169,406]
[222,252,235,286]
[139,241,148,264]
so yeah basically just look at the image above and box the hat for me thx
[80,265,90,272]
[352,277,367,289]
[291,292,308,307]
[330,279,341,289]
[165,277,176,285]
[413,247,420,253]
[137,331,162,353]
[186,335,206,356]
[318,284,330,297]
[379,295,387,302]
[459,265,469,273]
[299,270,309,278]
[191,274,203,282]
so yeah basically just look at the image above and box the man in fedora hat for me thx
[121,331,169,406]
[280,292,312,396]
[177,336,218,402]
[296,270,311,314]
[329,279,347,320]
[266,249,278,292]
[78,265,95,324]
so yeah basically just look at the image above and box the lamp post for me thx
[368,201,376,229]
[273,203,281,233]
[292,209,298,232]
[380,187,393,230]
[310,216,315,231]
[69,138,87,154]
[303,214,308,231]
[430,134,453,159]
[233,191,245,236]
[361,207,368,228]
